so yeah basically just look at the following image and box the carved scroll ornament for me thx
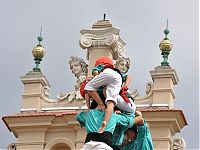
[171,137,186,150]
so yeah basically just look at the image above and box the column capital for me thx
[150,66,179,85]
[21,71,50,87]
[79,20,126,60]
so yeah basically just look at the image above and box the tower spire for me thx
[159,20,173,66]
[164,19,169,39]
[37,26,43,46]
[32,27,45,72]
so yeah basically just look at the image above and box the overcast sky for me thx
[0,0,199,149]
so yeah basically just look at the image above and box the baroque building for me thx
[3,18,187,150]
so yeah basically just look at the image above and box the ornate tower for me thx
[133,22,187,149]
[79,15,125,75]
[2,19,187,150]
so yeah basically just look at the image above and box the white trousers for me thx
[85,68,136,113]
[80,141,113,150]
[116,95,136,113]
[85,68,122,105]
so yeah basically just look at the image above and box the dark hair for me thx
[125,125,138,136]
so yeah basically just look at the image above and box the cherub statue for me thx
[115,57,138,98]
[69,56,88,91]
[115,57,130,73]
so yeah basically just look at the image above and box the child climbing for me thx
[115,57,135,110]
[84,56,136,133]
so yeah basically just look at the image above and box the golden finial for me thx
[159,20,173,66]
[32,26,45,72]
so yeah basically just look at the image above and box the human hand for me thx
[135,111,142,116]
[98,121,107,133]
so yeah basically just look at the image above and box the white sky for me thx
[0,0,199,149]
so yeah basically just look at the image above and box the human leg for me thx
[87,91,105,109]
[116,95,136,113]
[98,100,115,133]
[85,70,117,109]
[97,69,122,133]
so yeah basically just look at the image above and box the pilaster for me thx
[75,127,86,149]
[141,109,187,150]
[150,66,179,108]
[21,71,50,111]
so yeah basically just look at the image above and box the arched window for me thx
[50,143,71,150]
[44,138,75,150]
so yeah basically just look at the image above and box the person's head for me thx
[125,125,138,140]
[115,57,130,73]
[95,56,113,67]
[69,56,88,77]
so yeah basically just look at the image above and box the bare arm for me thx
[85,93,90,109]
[134,111,144,125]
[123,75,132,87]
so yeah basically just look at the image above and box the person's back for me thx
[76,109,134,134]
[76,109,134,150]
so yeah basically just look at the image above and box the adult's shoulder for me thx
[115,112,134,118]
[115,112,134,127]
[137,120,149,137]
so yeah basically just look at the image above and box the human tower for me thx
[77,56,154,150]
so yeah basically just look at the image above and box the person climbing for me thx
[76,107,143,150]
[84,56,136,133]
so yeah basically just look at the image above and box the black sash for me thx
[85,131,112,147]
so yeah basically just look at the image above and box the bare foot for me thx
[98,121,107,133]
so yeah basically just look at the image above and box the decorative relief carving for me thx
[132,82,154,105]
[7,143,16,150]
[43,86,50,98]
[41,56,88,103]
[115,57,130,74]
[41,54,154,105]
[79,35,92,49]
[57,91,83,102]
[41,86,61,103]
[105,33,116,46]
[145,82,154,94]
[114,57,153,105]
[68,56,88,91]
[41,86,84,103]
[131,89,139,98]
[112,39,125,60]
[80,33,125,60]
[171,137,186,150]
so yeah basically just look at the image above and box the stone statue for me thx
[115,57,130,73]
[69,56,88,90]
